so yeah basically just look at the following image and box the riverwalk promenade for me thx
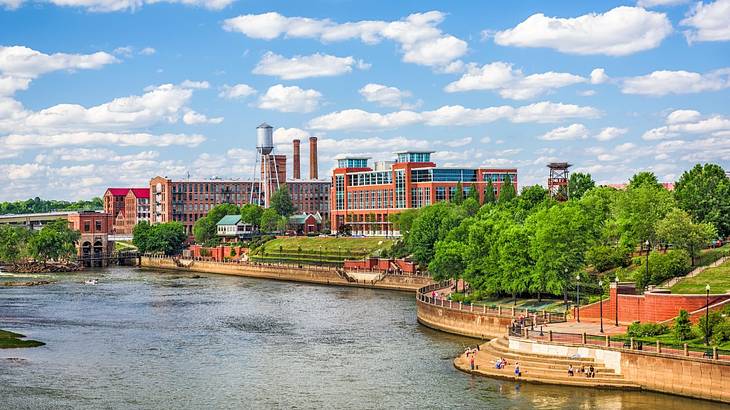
[416,282,730,404]
[140,255,432,292]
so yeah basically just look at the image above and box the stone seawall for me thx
[140,257,431,292]
[415,298,512,339]
[509,337,730,403]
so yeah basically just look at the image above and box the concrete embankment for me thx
[416,296,513,339]
[140,256,431,292]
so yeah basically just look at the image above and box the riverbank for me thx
[140,256,432,292]
[0,330,44,349]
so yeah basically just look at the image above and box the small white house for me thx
[216,215,255,241]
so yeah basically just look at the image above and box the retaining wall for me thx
[140,257,430,292]
[415,298,512,339]
[508,337,730,403]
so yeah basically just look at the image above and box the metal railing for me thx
[520,328,730,362]
[416,282,567,324]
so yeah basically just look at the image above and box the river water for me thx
[0,267,725,409]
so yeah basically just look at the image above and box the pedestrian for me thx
[589,365,595,378]
[514,362,521,377]
[470,354,475,370]
[568,364,574,377]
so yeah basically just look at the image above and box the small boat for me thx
[84,279,98,285]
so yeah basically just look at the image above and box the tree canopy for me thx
[270,186,295,216]
[568,172,595,200]
[673,163,730,237]
[133,221,186,255]
[28,219,80,264]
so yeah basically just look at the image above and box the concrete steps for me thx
[454,337,640,390]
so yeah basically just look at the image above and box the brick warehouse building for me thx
[103,188,150,235]
[330,151,517,236]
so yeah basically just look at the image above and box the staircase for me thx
[455,337,640,390]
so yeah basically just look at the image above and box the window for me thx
[84,221,90,232]
[95,220,102,231]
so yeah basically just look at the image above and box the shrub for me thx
[696,311,723,340]
[647,250,692,285]
[674,310,693,341]
[586,245,631,272]
[627,322,669,338]
[712,321,730,345]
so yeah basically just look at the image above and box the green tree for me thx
[497,224,533,304]
[147,222,187,255]
[518,185,549,211]
[429,240,467,282]
[132,221,152,254]
[389,209,419,238]
[614,184,675,249]
[498,174,516,204]
[467,185,480,203]
[270,186,295,216]
[0,225,32,262]
[655,208,716,265]
[408,202,460,265]
[193,217,216,244]
[452,182,464,205]
[28,219,79,264]
[673,163,730,237]
[697,311,722,342]
[568,172,595,200]
[240,204,264,227]
[483,179,496,204]
[636,250,691,288]
[462,197,480,216]
[628,171,662,190]
[674,310,692,341]
[260,208,280,232]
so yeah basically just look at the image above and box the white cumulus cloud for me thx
[594,127,628,141]
[223,11,467,68]
[257,84,322,113]
[444,61,587,100]
[538,123,589,140]
[253,51,368,80]
[620,68,730,96]
[5,0,235,12]
[358,83,417,108]
[493,6,672,56]
[182,110,223,125]
[681,0,730,43]
[642,109,730,140]
[218,83,256,99]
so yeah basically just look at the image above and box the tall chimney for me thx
[309,136,318,179]
[292,139,301,179]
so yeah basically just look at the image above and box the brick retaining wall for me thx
[415,298,512,339]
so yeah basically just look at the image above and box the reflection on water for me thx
[0,267,726,409]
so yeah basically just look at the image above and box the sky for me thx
[1,0,729,201]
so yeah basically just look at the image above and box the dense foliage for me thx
[0,220,80,264]
[133,221,187,255]
[0,197,103,214]
[394,163,729,300]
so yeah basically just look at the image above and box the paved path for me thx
[541,321,627,336]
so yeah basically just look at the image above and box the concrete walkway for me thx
[539,321,627,336]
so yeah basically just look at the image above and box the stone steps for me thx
[454,337,640,390]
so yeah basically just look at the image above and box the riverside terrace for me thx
[416,282,730,404]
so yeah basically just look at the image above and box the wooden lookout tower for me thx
[547,162,571,201]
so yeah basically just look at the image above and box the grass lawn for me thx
[671,259,730,294]
[259,237,394,254]
[0,329,44,349]
[114,241,137,252]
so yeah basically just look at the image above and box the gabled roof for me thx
[129,188,150,199]
[106,188,131,196]
[288,212,322,224]
[217,214,242,226]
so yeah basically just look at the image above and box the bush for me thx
[627,322,669,338]
[644,250,692,285]
[586,245,631,272]
[712,321,730,345]
[696,311,723,340]
[674,310,693,341]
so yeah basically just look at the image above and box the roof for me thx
[106,188,131,196]
[129,188,150,199]
[216,214,242,226]
[257,122,272,129]
[288,212,322,224]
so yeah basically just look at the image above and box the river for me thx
[0,266,725,409]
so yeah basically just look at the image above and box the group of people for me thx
[494,357,508,369]
[464,345,480,370]
[567,364,596,378]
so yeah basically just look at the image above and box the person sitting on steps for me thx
[568,364,574,377]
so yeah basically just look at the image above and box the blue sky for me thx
[1,0,729,200]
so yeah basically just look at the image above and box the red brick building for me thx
[67,211,115,267]
[330,151,517,236]
[103,188,150,234]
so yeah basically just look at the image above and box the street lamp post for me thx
[705,284,711,346]
[319,245,322,266]
[614,274,619,327]
[645,240,650,289]
[599,280,604,333]
[563,267,569,310]
[576,274,581,323]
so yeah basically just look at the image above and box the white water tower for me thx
[250,122,281,207]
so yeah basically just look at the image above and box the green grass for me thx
[0,329,44,349]
[114,241,137,252]
[251,236,395,266]
[671,259,730,294]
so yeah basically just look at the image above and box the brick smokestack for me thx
[309,136,318,179]
[292,139,301,179]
